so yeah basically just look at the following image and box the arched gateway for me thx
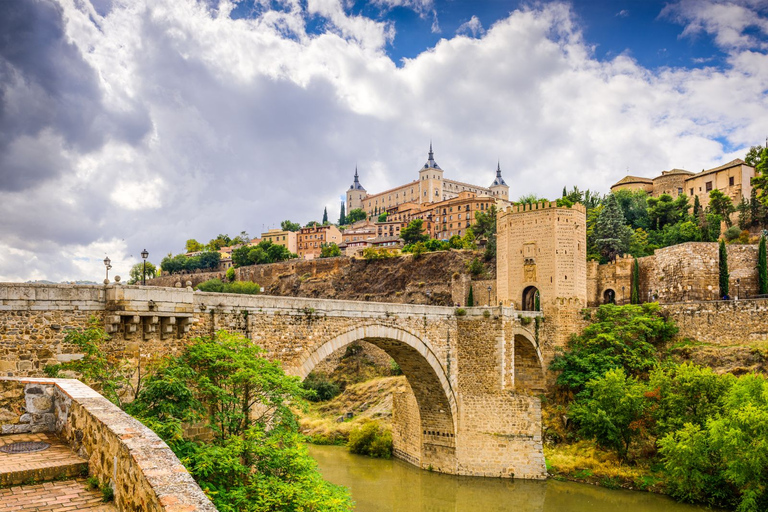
[291,324,458,473]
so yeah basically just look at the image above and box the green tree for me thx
[693,194,702,219]
[737,197,751,230]
[322,207,328,224]
[319,243,341,258]
[128,261,157,284]
[631,257,640,304]
[613,189,648,230]
[594,194,632,261]
[473,205,497,259]
[758,236,767,295]
[128,332,353,512]
[401,219,429,245]
[744,144,765,167]
[629,228,649,257]
[338,202,346,225]
[709,190,735,227]
[346,208,366,224]
[44,320,137,407]
[569,368,649,461]
[208,234,233,251]
[467,285,474,307]
[719,239,729,298]
[550,303,678,393]
[647,194,689,230]
[186,239,204,253]
[753,146,768,208]
[305,220,319,228]
[226,267,235,282]
[377,212,388,222]
[280,220,301,232]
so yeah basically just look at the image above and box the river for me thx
[308,445,716,512]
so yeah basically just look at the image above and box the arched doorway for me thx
[603,289,616,304]
[522,286,540,311]
[513,332,545,392]
[294,325,457,474]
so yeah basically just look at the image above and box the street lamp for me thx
[487,285,492,306]
[736,278,740,300]
[141,249,149,286]
[103,256,112,283]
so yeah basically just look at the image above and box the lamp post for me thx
[736,278,740,300]
[487,285,492,306]
[103,256,112,283]
[141,249,149,286]
[426,290,431,305]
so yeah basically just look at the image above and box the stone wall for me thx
[586,242,760,306]
[662,299,768,345]
[0,377,216,512]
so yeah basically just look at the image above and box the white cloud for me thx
[0,0,767,282]
[456,15,484,37]
[616,9,629,18]
[662,0,768,51]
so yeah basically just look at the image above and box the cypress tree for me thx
[322,207,328,224]
[562,186,567,197]
[758,236,767,295]
[339,201,346,225]
[467,285,474,307]
[693,194,701,219]
[631,257,640,304]
[750,188,760,227]
[719,239,729,299]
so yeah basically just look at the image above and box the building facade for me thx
[345,145,510,217]
[260,229,297,254]
[297,224,342,259]
[610,159,755,210]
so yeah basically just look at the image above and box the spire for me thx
[350,165,364,190]
[428,141,434,161]
[423,142,440,170]
[491,161,507,187]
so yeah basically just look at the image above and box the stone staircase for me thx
[0,432,116,511]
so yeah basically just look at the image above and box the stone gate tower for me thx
[497,201,587,359]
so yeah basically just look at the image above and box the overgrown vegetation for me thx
[231,239,297,267]
[549,303,768,512]
[196,279,262,294]
[160,250,221,275]
[347,421,393,458]
[49,325,352,512]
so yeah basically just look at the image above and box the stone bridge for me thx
[0,283,547,479]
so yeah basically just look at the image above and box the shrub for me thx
[302,372,341,402]
[389,359,402,376]
[724,225,741,242]
[196,279,261,295]
[347,421,392,458]
[455,308,467,316]
[225,267,235,282]
[467,257,484,276]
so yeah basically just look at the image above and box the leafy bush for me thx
[347,421,392,458]
[467,257,484,276]
[550,303,677,393]
[303,372,341,402]
[319,243,342,258]
[724,225,741,242]
[225,267,235,282]
[161,250,221,274]
[455,308,466,316]
[362,247,396,260]
[196,279,261,294]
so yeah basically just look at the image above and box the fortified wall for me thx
[587,242,760,306]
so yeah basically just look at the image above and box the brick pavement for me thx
[0,478,117,511]
[0,434,87,487]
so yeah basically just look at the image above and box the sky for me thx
[0,0,767,282]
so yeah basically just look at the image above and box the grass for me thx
[299,376,407,445]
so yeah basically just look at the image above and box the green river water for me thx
[308,445,717,512]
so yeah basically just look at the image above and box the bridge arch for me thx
[511,327,546,392]
[292,323,457,472]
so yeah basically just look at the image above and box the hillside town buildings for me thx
[297,224,342,259]
[610,158,756,210]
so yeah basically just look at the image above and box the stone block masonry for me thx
[0,283,548,480]
[0,377,216,511]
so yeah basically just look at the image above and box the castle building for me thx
[345,145,510,216]
[610,159,755,210]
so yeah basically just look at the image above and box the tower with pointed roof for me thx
[489,162,510,200]
[418,143,445,203]
[346,166,367,213]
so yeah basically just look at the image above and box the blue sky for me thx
[0,0,767,281]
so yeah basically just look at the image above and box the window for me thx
[678,187,683,195]
[706,181,713,192]
[690,188,694,195]
[729,176,735,186]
